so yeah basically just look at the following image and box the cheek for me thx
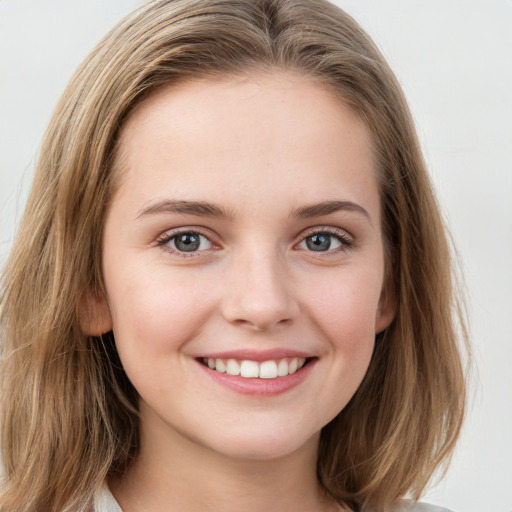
[303,268,383,342]
[295,268,383,423]
[105,265,217,355]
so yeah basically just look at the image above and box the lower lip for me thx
[196,359,317,396]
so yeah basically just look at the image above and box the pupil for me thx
[306,234,331,251]
[174,233,200,252]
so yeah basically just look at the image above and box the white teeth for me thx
[259,360,278,379]
[240,360,259,378]
[277,359,289,376]
[204,357,309,379]
[226,359,241,376]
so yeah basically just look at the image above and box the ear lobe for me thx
[79,288,113,336]
[375,277,396,334]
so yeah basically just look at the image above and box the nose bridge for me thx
[221,241,298,330]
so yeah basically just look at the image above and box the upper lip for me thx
[194,349,316,361]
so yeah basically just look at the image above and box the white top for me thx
[94,484,454,512]
[95,485,122,512]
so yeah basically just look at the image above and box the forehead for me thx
[113,71,379,220]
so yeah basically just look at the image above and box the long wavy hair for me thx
[0,1,468,510]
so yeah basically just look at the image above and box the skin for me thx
[91,71,394,512]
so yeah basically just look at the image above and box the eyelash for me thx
[156,226,353,258]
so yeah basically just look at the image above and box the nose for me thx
[221,248,300,331]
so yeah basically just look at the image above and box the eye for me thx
[159,231,213,253]
[297,230,352,253]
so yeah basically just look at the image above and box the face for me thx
[95,72,394,461]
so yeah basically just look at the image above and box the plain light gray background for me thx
[1,1,511,511]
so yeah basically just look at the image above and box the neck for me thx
[110,415,341,512]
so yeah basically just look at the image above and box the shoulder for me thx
[387,500,455,512]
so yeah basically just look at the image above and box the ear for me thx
[375,274,396,334]
[79,288,113,336]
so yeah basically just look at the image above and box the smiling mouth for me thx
[198,357,313,379]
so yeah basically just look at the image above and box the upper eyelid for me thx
[296,225,353,241]
[156,226,216,243]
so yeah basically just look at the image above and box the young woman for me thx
[0,1,468,511]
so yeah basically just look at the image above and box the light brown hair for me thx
[0,1,468,510]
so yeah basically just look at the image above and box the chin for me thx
[203,427,320,462]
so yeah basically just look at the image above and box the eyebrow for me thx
[292,200,371,223]
[137,200,229,219]
[136,199,371,223]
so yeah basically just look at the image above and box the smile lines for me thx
[200,357,308,379]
